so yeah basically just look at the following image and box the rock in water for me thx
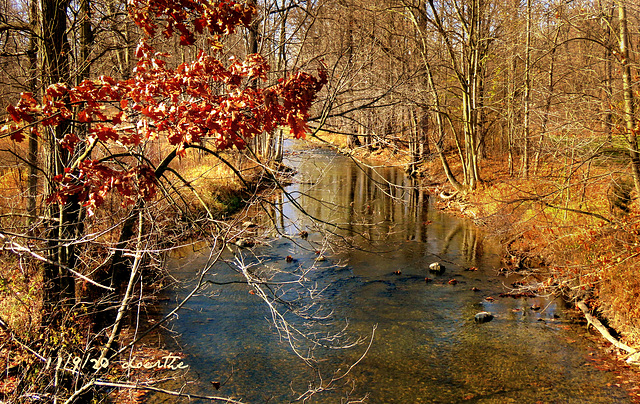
[428,262,445,274]
[474,311,494,324]
[235,238,255,248]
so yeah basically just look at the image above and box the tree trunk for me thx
[617,1,640,196]
[41,0,79,325]
[345,5,360,150]
[600,2,615,142]
[522,0,532,178]
[534,20,562,174]
[427,65,465,193]
[79,0,92,81]
[27,0,39,230]
[246,0,262,154]
[405,0,464,192]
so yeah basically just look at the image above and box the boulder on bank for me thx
[429,262,445,274]
[474,311,494,324]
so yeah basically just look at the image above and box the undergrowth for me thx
[0,140,258,402]
[433,153,640,347]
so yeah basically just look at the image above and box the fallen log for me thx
[576,301,639,364]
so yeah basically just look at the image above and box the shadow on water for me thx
[148,145,631,403]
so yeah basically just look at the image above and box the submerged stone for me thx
[474,311,494,324]
[429,262,445,274]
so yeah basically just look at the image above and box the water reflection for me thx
[150,146,630,404]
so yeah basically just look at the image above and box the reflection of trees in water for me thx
[408,182,427,242]
[264,153,484,266]
[441,223,483,266]
[303,158,431,247]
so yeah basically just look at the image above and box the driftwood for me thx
[438,190,459,201]
[576,301,639,364]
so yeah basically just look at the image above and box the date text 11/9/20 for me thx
[45,353,189,372]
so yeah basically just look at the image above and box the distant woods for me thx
[291,0,640,192]
[2,1,640,191]
[0,1,639,401]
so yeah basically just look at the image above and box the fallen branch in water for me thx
[576,301,639,364]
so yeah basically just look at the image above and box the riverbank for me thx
[311,134,640,367]
[3,136,638,402]
[148,145,638,403]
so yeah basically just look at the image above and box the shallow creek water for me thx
[149,146,631,403]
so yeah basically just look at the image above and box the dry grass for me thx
[168,149,253,217]
[0,140,43,337]
[0,256,41,337]
[310,129,350,148]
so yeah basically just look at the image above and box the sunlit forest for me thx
[1,0,640,402]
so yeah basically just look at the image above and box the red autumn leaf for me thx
[112,111,124,125]
[78,109,92,123]
[90,125,119,142]
[244,54,269,80]
[9,128,25,142]
[100,75,116,86]
[193,17,206,33]
[20,92,38,107]
[46,83,68,99]
[60,133,80,152]
[7,105,26,123]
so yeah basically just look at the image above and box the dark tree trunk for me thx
[41,0,78,325]
[27,0,39,230]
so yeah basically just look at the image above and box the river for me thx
[149,145,631,403]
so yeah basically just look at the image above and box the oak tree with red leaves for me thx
[2,0,325,345]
